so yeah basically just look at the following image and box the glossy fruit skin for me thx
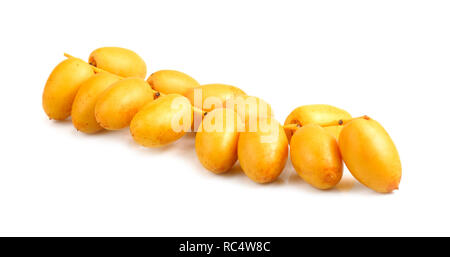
[290,124,343,189]
[195,108,240,173]
[89,47,147,78]
[130,94,192,147]
[184,83,246,112]
[42,58,95,120]
[95,78,154,130]
[284,104,351,142]
[71,73,121,133]
[238,119,288,183]
[225,95,272,131]
[147,70,200,95]
[339,118,401,193]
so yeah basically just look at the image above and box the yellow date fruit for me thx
[95,78,154,130]
[89,47,147,78]
[225,95,273,131]
[284,104,351,142]
[71,73,121,133]
[42,58,95,120]
[238,118,288,183]
[130,94,192,147]
[184,83,246,112]
[195,108,241,173]
[147,70,200,95]
[290,124,343,190]
[339,118,402,193]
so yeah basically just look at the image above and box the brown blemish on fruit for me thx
[386,180,400,193]
[88,57,97,67]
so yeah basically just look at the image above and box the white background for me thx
[0,0,449,236]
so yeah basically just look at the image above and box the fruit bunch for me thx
[42,47,402,193]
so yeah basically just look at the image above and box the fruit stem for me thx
[283,124,300,130]
[64,53,109,74]
[282,115,370,130]
[193,107,206,116]
[319,115,370,127]
[146,87,204,115]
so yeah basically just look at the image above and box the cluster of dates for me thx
[42,47,401,194]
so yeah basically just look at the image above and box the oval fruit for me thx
[95,78,154,130]
[339,118,401,193]
[147,70,200,95]
[284,104,351,142]
[290,124,343,190]
[225,95,273,131]
[238,118,288,183]
[71,73,121,133]
[89,47,147,78]
[42,58,95,120]
[184,83,246,112]
[195,108,241,173]
[130,94,192,147]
